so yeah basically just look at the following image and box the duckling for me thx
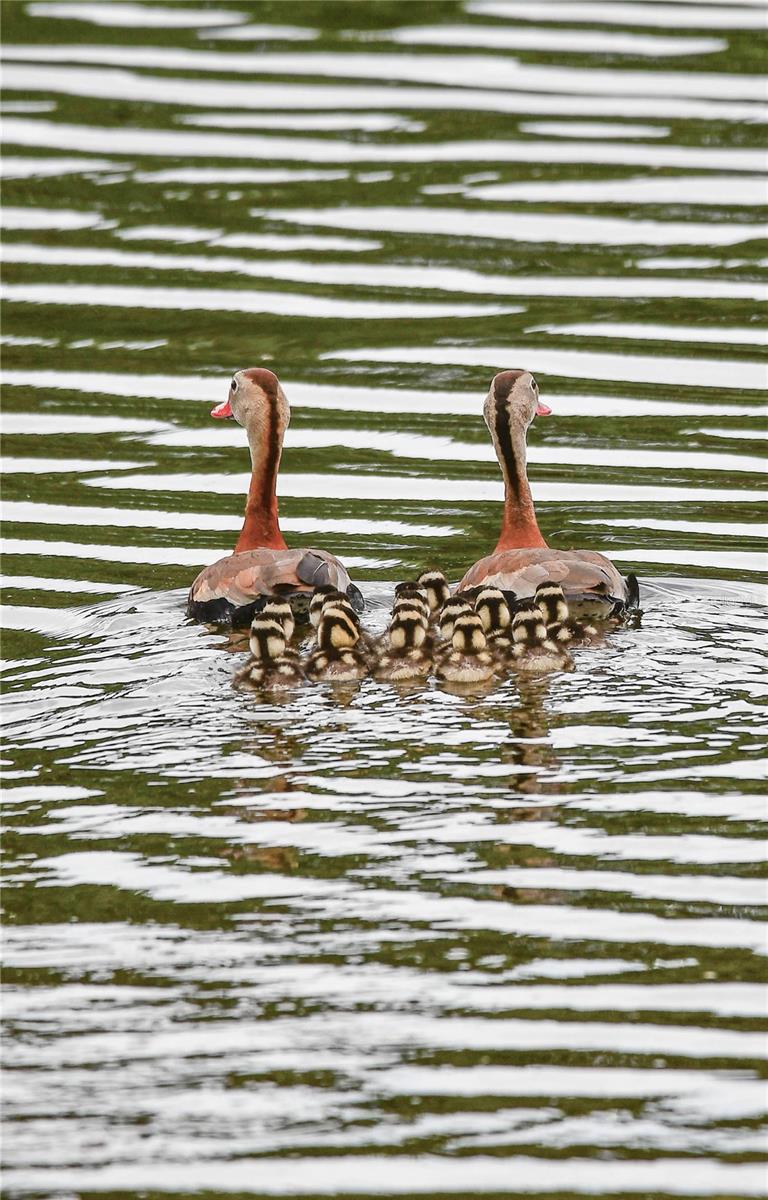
[309,585,348,629]
[417,568,450,615]
[374,606,433,681]
[435,611,495,685]
[438,596,473,642]
[261,596,295,643]
[534,581,598,646]
[234,615,305,689]
[474,586,513,659]
[393,581,430,619]
[510,603,574,674]
[305,609,369,682]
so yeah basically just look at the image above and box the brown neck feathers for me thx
[492,380,547,552]
[235,385,287,553]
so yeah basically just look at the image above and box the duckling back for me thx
[438,596,473,642]
[511,604,573,673]
[417,568,450,615]
[436,611,495,684]
[235,615,304,689]
[374,606,432,681]
[306,609,368,680]
[534,580,598,645]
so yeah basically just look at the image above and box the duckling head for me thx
[535,581,568,625]
[262,596,295,642]
[475,586,511,634]
[439,596,473,640]
[416,568,450,613]
[393,595,429,625]
[388,608,428,651]
[317,609,360,652]
[249,615,287,661]
[452,612,487,655]
[512,605,548,646]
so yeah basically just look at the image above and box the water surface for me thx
[1,1,766,1196]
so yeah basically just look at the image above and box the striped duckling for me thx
[510,602,574,674]
[261,595,296,643]
[234,613,304,689]
[534,581,598,646]
[438,595,474,643]
[473,585,513,661]
[305,605,369,681]
[375,604,433,681]
[393,580,430,619]
[417,569,450,617]
[435,611,495,685]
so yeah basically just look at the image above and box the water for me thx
[1,1,766,1196]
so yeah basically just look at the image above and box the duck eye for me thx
[231,378,237,391]
[531,378,538,391]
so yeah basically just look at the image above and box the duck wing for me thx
[459,549,637,617]
[188,548,355,625]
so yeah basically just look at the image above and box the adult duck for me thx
[187,368,363,625]
[457,370,638,619]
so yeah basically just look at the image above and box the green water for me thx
[1,1,767,1196]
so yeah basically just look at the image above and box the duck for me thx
[435,611,495,685]
[187,368,363,626]
[456,370,639,621]
[312,587,378,661]
[509,603,574,674]
[416,569,450,616]
[260,595,296,643]
[305,608,369,682]
[438,596,474,642]
[374,606,433,681]
[534,581,598,646]
[233,614,305,690]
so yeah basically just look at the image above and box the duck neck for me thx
[494,419,547,551]
[234,413,287,553]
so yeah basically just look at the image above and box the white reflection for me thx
[5,46,763,100]
[0,100,56,112]
[449,867,766,906]
[1,575,134,594]
[518,120,669,139]
[611,549,768,571]
[1,458,144,473]
[135,167,350,184]
[0,282,508,320]
[83,472,768,506]
[3,115,763,171]
[201,23,317,41]
[385,23,725,57]
[19,234,745,297]
[328,345,768,390]
[180,112,423,132]
[27,3,248,27]
[536,321,768,346]
[469,175,768,205]
[1,539,377,570]
[1,502,459,539]
[3,372,764,418]
[468,1,768,31]
[0,155,118,178]
[0,414,168,435]
[0,206,109,229]
[116,225,220,243]
[262,205,763,247]
[577,517,768,538]
[639,254,768,268]
[3,63,760,123]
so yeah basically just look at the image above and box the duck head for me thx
[212,367,290,437]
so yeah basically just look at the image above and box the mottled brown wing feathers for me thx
[190,548,350,606]
[459,549,627,600]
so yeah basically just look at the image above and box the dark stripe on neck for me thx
[494,392,522,500]
[260,390,281,509]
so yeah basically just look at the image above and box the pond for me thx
[1,1,766,1197]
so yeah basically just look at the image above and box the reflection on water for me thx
[2,0,766,1196]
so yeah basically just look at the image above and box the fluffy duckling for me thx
[393,581,430,618]
[417,569,450,616]
[438,596,473,642]
[309,585,348,629]
[510,603,574,674]
[435,611,495,685]
[374,605,433,681]
[261,596,295,643]
[305,608,369,682]
[234,615,304,689]
[474,586,513,658]
[534,581,598,646]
